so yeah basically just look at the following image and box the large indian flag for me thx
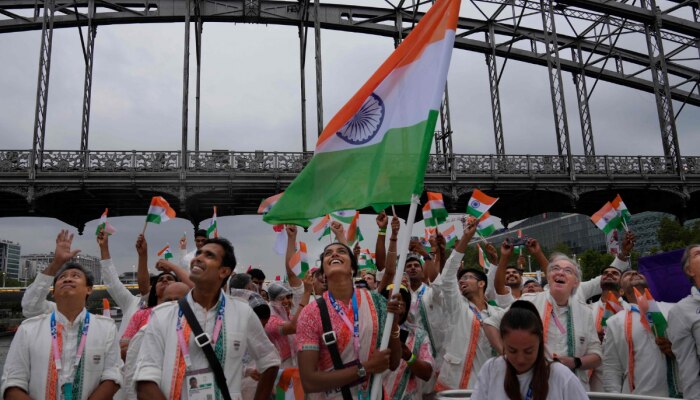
[264,0,461,226]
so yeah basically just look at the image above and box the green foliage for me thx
[656,217,700,251]
[578,249,615,281]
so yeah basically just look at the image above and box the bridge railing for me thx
[0,150,695,177]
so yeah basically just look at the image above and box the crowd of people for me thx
[1,211,699,400]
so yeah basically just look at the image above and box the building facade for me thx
[0,239,21,281]
[20,253,102,284]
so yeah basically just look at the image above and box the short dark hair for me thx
[147,272,179,307]
[505,266,524,275]
[248,268,266,281]
[195,229,208,238]
[203,237,237,270]
[53,262,94,287]
[458,267,488,292]
[252,303,271,322]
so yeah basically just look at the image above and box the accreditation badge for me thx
[186,368,216,400]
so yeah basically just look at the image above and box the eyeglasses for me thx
[550,265,577,276]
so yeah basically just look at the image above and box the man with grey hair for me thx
[484,240,602,390]
[668,244,700,399]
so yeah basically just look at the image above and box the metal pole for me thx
[299,0,310,152]
[539,0,572,171]
[313,0,324,136]
[571,45,595,157]
[80,0,97,168]
[194,0,202,153]
[641,0,682,173]
[485,27,505,156]
[182,0,191,170]
[31,0,56,179]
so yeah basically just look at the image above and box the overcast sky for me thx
[0,0,698,278]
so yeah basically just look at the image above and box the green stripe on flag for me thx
[146,214,163,224]
[264,112,438,226]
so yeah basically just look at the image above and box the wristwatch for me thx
[357,363,367,379]
[574,357,582,370]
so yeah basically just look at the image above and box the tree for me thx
[657,217,700,251]
[578,249,615,281]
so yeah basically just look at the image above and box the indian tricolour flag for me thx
[263,0,461,226]
[331,210,356,224]
[442,225,457,249]
[635,287,668,337]
[602,291,624,327]
[146,196,176,224]
[466,189,498,219]
[312,215,331,241]
[289,242,310,278]
[258,193,283,215]
[157,244,174,260]
[102,298,111,318]
[476,212,499,237]
[346,211,364,245]
[95,208,117,236]
[207,206,218,238]
[423,192,448,227]
[274,368,304,400]
[359,249,377,271]
[478,244,494,271]
[591,202,621,235]
[611,194,632,224]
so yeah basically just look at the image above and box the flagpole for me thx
[141,219,148,236]
[370,194,420,400]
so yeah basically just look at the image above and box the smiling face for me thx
[505,267,523,288]
[458,272,484,297]
[503,329,540,374]
[322,244,353,279]
[546,260,579,298]
[190,243,232,287]
[194,235,208,250]
[53,267,92,303]
[522,280,543,294]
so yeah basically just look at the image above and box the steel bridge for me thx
[0,0,699,230]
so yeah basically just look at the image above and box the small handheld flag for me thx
[143,196,176,234]
[95,208,117,236]
[258,193,283,215]
[591,202,622,235]
[102,298,111,318]
[207,206,219,238]
[312,215,332,241]
[346,211,364,245]
[331,210,356,224]
[466,189,498,219]
[611,194,631,231]
[289,242,310,278]
[157,244,174,260]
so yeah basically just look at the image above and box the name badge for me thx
[186,368,216,400]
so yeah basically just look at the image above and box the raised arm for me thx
[134,234,151,296]
[330,221,348,246]
[374,211,388,271]
[525,238,549,271]
[423,235,440,283]
[279,274,313,335]
[21,230,78,317]
[495,239,514,296]
[155,259,194,288]
[284,225,303,289]
[97,230,140,308]
[377,216,399,292]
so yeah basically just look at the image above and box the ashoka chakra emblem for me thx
[336,93,385,145]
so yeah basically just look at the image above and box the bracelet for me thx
[406,353,417,366]
[378,231,386,236]
[379,228,387,234]
[391,327,400,339]
[390,238,398,242]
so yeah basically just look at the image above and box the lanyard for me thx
[410,285,427,315]
[525,386,533,400]
[543,301,574,357]
[328,290,360,360]
[177,293,226,368]
[550,307,567,335]
[469,304,483,323]
[50,311,90,372]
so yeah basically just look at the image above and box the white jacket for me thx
[433,250,504,390]
[1,309,123,399]
[602,302,674,396]
[668,286,700,400]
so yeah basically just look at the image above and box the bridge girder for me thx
[0,1,698,106]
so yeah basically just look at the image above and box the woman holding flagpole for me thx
[296,239,403,399]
